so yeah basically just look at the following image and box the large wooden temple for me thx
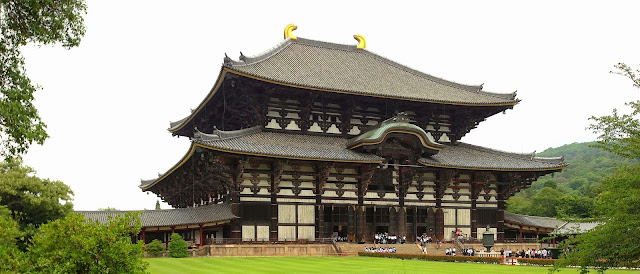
[139,25,566,244]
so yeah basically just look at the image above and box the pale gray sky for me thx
[20,0,640,210]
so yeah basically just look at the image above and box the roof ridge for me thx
[226,37,517,100]
[224,39,293,67]
[295,38,486,93]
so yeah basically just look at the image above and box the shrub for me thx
[26,213,147,273]
[358,252,502,264]
[146,239,165,257]
[518,258,560,266]
[168,233,189,258]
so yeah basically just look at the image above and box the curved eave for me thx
[417,160,568,172]
[168,68,518,134]
[140,143,199,191]
[227,68,519,107]
[141,142,383,191]
[168,68,228,134]
[348,129,443,151]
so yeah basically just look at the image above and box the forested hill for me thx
[506,142,638,218]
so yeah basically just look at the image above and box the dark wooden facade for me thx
[142,33,565,243]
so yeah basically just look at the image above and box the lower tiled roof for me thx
[76,203,236,228]
[504,211,567,229]
[194,128,384,163]
[419,143,567,171]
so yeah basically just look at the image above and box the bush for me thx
[168,233,189,258]
[146,239,165,257]
[25,213,147,273]
[518,258,560,266]
[358,252,502,264]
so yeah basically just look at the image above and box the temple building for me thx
[138,25,566,244]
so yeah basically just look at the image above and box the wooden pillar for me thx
[471,182,479,239]
[270,161,282,241]
[347,205,355,242]
[315,163,330,239]
[496,186,505,241]
[231,159,244,240]
[199,225,204,246]
[519,227,523,240]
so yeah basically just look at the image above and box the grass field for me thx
[145,257,640,274]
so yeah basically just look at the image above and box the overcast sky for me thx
[20,1,640,210]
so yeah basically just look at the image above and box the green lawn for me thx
[145,257,639,274]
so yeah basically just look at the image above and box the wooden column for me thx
[315,163,331,239]
[496,184,505,241]
[199,225,204,246]
[358,165,374,242]
[270,160,283,241]
[230,159,244,240]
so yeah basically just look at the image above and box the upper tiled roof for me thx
[504,212,567,229]
[193,127,383,163]
[419,143,567,171]
[76,203,236,228]
[225,38,517,106]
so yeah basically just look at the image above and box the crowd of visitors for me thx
[374,233,406,244]
[364,246,397,253]
[333,235,348,242]
[503,248,552,259]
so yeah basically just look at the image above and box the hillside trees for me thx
[0,0,87,157]
[554,63,640,273]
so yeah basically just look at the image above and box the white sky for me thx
[20,0,640,210]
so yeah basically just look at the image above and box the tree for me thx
[168,233,189,258]
[0,0,87,157]
[146,239,165,257]
[553,64,640,273]
[588,63,640,159]
[155,200,161,210]
[554,164,640,273]
[25,212,148,273]
[0,204,23,273]
[0,158,73,247]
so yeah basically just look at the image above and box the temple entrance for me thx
[332,225,347,242]
[376,226,389,234]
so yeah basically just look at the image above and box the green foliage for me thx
[168,233,189,258]
[146,239,165,257]
[0,159,73,248]
[517,258,559,266]
[554,165,640,273]
[358,252,502,264]
[588,62,640,160]
[507,141,636,218]
[553,64,640,273]
[0,205,23,273]
[155,200,161,210]
[25,212,148,273]
[0,0,87,157]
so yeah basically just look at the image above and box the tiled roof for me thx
[76,203,236,228]
[193,127,384,163]
[504,212,567,229]
[553,221,600,235]
[419,143,567,171]
[225,38,517,106]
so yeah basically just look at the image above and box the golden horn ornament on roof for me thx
[284,24,298,40]
[353,34,366,49]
